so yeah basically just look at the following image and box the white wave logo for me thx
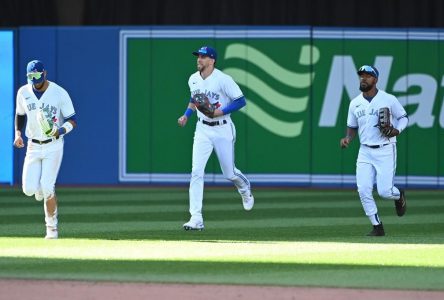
[223,43,319,137]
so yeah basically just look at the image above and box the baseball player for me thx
[340,65,408,236]
[177,46,254,230]
[13,60,77,239]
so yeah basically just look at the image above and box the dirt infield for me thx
[1,279,443,300]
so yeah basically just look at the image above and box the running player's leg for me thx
[41,144,64,237]
[22,145,42,198]
[214,124,253,210]
[214,124,250,193]
[374,144,406,216]
[356,161,380,225]
[374,144,400,199]
[189,128,213,222]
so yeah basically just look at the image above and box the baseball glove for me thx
[37,109,58,137]
[192,93,215,118]
[376,107,394,137]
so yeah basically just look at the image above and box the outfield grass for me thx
[0,187,443,289]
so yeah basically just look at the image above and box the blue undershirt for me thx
[222,96,246,115]
[33,88,44,99]
[363,89,378,102]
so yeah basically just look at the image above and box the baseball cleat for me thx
[395,190,406,217]
[183,220,204,231]
[367,223,385,236]
[45,227,58,239]
[34,190,44,201]
[241,192,254,211]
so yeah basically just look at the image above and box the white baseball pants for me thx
[356,143,400,217]
[22,138,64,227]
[189,120,250,220]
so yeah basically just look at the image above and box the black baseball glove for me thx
[192,93,215,118]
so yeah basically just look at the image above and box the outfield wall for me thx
[10,26,444,187]
[0,30,14,185]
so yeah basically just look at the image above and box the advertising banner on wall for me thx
[119,28,444,187]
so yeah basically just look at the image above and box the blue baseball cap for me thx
[26,60,45,84]
[357,65,379,78]
[192,46,217,60]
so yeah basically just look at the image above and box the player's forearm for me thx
[183,97,197,117]
[183,104,196,118]
[345,127,358,141]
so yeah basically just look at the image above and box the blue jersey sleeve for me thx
[221,96,246,115]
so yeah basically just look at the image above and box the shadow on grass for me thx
[0,257,443,290]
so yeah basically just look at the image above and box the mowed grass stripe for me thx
[1,194,188,204]
[1,237,444,289]
[1,187,444,289]
[2,191,443,209]
[2,187,444,200]
[0,199,366,216]
[1,238,443,267]
[1,225,442,243]
[3,194,444,210]
[1,214,443,232]
[3,205,443,224]
[1,257,443,290]
[0,200,362,216]
[2,202,443,222]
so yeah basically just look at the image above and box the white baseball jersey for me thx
[188,68,243,121]
[16,81,75,140]
[16,80,76,233]
[186,68,251,222]
[348,90,407,225]
[347,90,407,145]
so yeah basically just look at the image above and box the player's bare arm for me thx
[178,116,188,127]
[178,103,196,127]
[13,131,24,148]
[340,128,357,148]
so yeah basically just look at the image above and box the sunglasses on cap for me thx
[357,65,379,78]
[27,71,44,81]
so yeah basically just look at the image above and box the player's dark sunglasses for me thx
[358,65,378,78]
[27,71,43,80]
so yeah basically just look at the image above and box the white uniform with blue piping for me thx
[187,68,251,221]
[347,89,408,222]
[16,81,75,228]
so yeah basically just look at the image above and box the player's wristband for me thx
[184,108,193,118]
[58,121,74,135]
